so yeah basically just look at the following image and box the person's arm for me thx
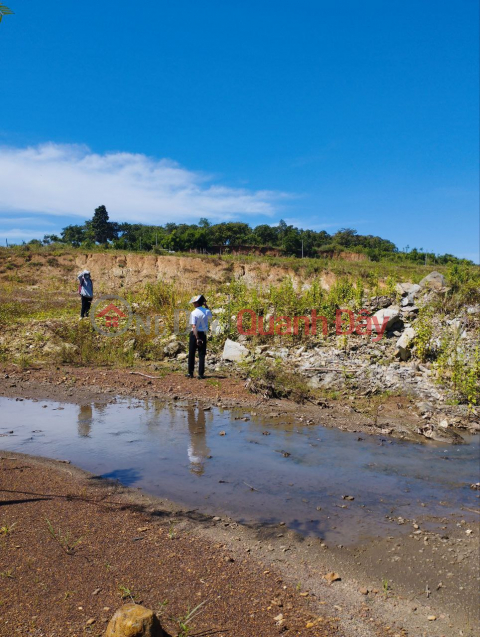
[191,316,203,345]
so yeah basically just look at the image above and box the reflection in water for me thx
[1,396,479,545]
[98,468,142,485]
[93,402,107,416]
[187,407,210,476]
[77,404,93,437]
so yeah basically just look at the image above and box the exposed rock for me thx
[416,425,465,445]
[396,282,413,296]
[396,282,421,298]
[307,375,323,389]
[123,338,136,353]
[401,305,419,318]
[163,339,185,357]
[419,271,446,290]
[371,306,402,332]
[105,604,166,637]
[396,327,416,361]
[222,338,249,362]
[43,342,79,356]
[368,295,394,310]
[254,345,270,355]
[265,347,289,360]
[210,319,224,336]
[319,371,343,390]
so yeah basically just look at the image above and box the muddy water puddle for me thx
[1,397,478,544]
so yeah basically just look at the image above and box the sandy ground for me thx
[0,364,479,636]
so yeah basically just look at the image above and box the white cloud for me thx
[0,228,54,239]
[0,143,288,224]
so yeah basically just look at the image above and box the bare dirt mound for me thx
[0,250,340,292]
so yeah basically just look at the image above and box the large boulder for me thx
[419,271,446,290]
[370,306,403,333]
[222,338,249,362]
[105,604,167,637]
[395,327,416,361]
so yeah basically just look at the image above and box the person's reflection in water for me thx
[77,404,93,437]
[93,402,107,417]
[187,407,210,476]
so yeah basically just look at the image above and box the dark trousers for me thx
[188,331,207,376]
[81,296,92,318]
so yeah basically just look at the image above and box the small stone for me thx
[105,604,166,637]
[323,572,341,584]
[219,431,226,436]
[428,615,436,621]
[86,618,96,626]
[359,587,369,595]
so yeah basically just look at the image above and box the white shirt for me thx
[189,307,213,332]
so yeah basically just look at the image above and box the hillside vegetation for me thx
[0,245,479,423]
[32,205,472,264]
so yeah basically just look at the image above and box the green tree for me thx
[88,205,118,244]
[61,225,86,247]
[253,224,279,246]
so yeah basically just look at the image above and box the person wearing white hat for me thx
[77,270,94,318]
[186,294,212,379]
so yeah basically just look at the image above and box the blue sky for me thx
[1,0,478,260]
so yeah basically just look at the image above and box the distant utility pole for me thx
[155,232,158,247]
[301,240,304,259]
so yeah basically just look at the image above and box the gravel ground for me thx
[0,454,341,637]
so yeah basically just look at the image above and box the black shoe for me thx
[185,373,193,378]
[198,374,206,379]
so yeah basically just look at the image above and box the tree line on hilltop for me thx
[34,205,470,264]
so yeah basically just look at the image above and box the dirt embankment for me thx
[0,251,340,292]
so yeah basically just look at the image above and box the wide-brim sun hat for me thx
[189,294,205,304]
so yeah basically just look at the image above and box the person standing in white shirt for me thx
[186,295,213,379]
